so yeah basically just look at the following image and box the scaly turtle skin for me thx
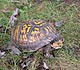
[11,19,63,57]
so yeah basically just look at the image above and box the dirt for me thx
[63,0,80,7]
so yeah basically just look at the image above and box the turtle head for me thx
[50,37,64,49]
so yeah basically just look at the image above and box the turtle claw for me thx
[0,51,5,58]
[19,54,34,70]
[36,59,49,70]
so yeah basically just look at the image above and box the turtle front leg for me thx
[19,54,34,70]
[43,44,55,58]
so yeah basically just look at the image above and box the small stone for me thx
[0,51,5,57]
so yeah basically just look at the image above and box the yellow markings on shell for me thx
[20,34,27,44]
[23,34,27,43]
[31,31,35,35]
[20,25,27,34]
[23,24,28,29]
[21,29,26,34]
[34,21,41,24]
[44,27,49,35]
[27,27,31,33]
[21,24,30,34]
[23,34,27,39]
[13,31,16,40]
[29,36,35,43]
[34,28,39,31]
[31,31,40,35]
[28,24,31,27]
[19,35,23,43]
[13,25,20,40]
[31,30,41,41]
[34,21,43,26]
[40,24,43,26]
[40,33,44,38]
[46,26,52,33]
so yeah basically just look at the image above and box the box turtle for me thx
[11,19,64,58]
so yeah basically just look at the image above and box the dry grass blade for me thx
[37,2,44,12]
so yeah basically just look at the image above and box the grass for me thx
[0,0,80,70]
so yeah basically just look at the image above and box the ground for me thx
[0,0,80,70]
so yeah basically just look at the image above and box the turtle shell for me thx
[11,20,60,52]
